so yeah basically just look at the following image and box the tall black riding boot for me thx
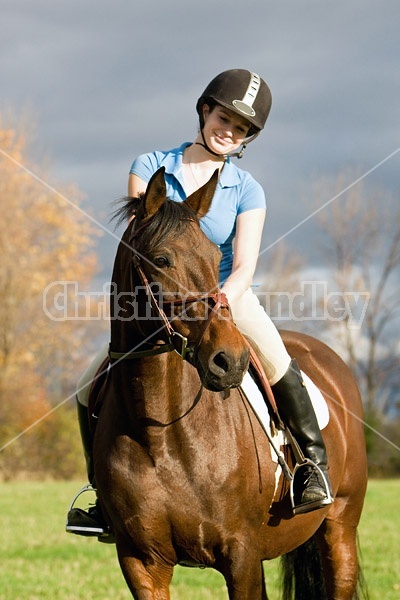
[65,399,109,537]
[77,398,94,484]
[271,359,333,514]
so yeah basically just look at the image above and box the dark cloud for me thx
[1,0,399,279]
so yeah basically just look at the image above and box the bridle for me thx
[108,213,231,364]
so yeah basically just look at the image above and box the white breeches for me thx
[76,342,109,407]
[229,287,291,386]
[76,287,290,406]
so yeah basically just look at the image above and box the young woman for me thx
[66,69,332,538]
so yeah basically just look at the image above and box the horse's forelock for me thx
[136,199,198,253]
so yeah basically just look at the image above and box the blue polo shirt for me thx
[129,142,266,283]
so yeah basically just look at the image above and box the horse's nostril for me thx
[213,351,230,374]
[203,349,247,390]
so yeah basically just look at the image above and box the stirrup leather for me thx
[290,459,334,515]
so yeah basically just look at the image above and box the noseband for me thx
[109,213,231,364]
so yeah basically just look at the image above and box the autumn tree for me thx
[0,117,106,479]
[309,170,400,473]
[256,240,305,326]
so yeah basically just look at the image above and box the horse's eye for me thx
[153,256,170,268]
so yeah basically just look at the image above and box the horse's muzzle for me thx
[200,346,250,391]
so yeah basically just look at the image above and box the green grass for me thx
[0,479,398,598]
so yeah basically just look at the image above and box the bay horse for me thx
[93,168,368,599]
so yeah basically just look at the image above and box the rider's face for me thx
[202,104,250,154]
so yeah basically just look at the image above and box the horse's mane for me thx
[112,194,200,252]
[112,195,143,228]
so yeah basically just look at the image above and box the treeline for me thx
[0,118,105,480]
[261,170,400,477]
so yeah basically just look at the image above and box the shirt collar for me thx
[161,142,241,189]
[219,157,240,188]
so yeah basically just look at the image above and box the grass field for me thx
[0,479,399,599]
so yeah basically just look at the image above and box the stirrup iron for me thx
[290,459,334,515]
[66,483,97,514]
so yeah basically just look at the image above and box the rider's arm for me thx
[220,208,266,304]
[128,173,148,197]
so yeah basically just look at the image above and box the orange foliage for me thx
[0,116,106,476]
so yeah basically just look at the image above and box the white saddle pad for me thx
[240,368,329,441]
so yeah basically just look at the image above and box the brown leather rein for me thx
[108,215,231,364]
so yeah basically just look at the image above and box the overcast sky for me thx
[1,0,399,284]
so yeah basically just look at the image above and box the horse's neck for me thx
[113,353,195,422]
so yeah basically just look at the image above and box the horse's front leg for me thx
[117,542,173,600]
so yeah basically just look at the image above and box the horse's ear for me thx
[185,169,219,218]
[144,167,167,218]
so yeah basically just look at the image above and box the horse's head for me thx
[110,168,249,391]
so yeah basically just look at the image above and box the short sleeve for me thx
[129,151,164,183]
[237,175,266,215]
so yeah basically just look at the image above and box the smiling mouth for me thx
[214,133,231,145]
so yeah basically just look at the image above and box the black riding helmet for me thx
[196,69,272,138]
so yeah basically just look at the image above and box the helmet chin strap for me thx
[195,129,260,160]
[230,143,247,159]
[195,130,227,159]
